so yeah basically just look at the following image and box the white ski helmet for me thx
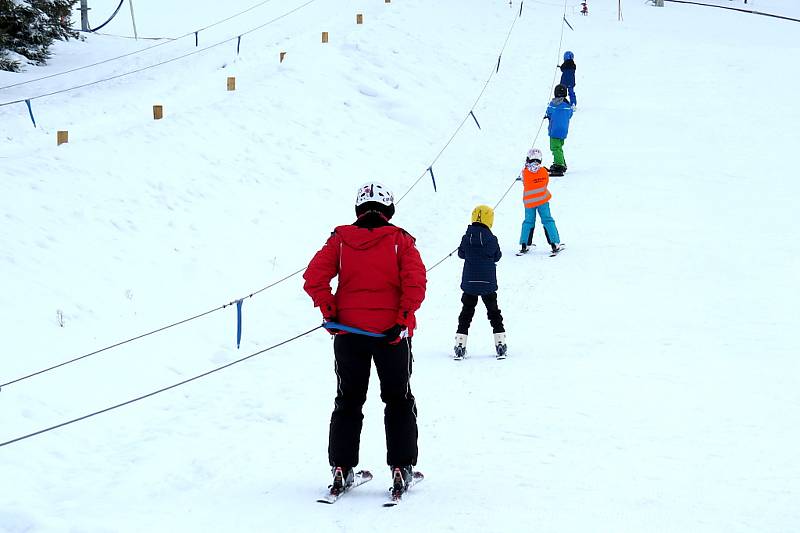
[526,148,543,162]
[355,182,394,207]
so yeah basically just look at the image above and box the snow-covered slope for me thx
[1,0,798,531]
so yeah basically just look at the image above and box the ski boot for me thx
[550,243,565,256]
[548,164,566,177]
[494,332,507,359]
[517,244,531,256]
[453,333,467,360]
[390,466,414,496]
[329,466,354,496]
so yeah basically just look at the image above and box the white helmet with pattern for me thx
[355,182,394,207]
[526,148,543,163]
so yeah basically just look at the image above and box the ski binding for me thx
[383,471,424,507]
[316,470,373,504]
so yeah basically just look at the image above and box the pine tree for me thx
[0,0,80,72]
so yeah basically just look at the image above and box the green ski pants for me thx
[549,137,566,166]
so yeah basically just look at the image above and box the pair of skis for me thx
[516,243,565,257]
[316,470,424,507]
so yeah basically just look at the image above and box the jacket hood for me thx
[465,223,493,247]
[551,97,567,105]
[335,224,401,251]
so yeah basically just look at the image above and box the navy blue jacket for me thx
[458,223,501,295]
[559,59,576,87]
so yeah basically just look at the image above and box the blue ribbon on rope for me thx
[236,299,243,348]
[24,99,36,128]
[237,36,241,55]
[564,16,574,31]
[323,321,386,337]
[195,31,199,47]
[519,2,523,16]
[470,110,481,130]
[496,54,502,73]
[428,166,437,192]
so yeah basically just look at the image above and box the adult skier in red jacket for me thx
[303,181,427,497]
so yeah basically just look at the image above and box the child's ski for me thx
[515,244,535,256]
[549,243,565,257]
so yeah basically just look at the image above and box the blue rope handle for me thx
[322,322,386,337]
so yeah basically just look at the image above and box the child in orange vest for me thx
[518,148,564,256]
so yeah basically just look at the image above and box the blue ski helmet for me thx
[564,51,574,61]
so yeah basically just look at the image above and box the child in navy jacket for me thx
[558,50,577,108]
[453,205,507,360]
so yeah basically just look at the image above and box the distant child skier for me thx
[558,51,577,108]
[453,205,507,361]
[545,84,574,176]
[518,148,564,256]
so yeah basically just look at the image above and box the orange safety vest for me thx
[521,166,552,208]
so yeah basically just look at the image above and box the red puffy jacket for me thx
[303,224,427,335]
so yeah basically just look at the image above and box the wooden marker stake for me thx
[153,105,163,120]
[227,76,236,91]
[280,51,286,63]
[356,13,363,24]
[57,131,68,145]
[321,31,329,43]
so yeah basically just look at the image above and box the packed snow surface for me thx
[1,0,798,531]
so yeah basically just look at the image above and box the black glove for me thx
[381,324,407,345]
[321,303,338,333]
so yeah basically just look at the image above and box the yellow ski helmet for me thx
[471,205,494,228]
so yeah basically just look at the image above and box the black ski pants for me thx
[329,333,418,469]
[456,291,505,334]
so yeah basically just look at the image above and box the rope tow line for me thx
[396,2,524,204]
[86,0,125,33]
[0,325,323,449]
[426,0,570,277]
[0,267,306,390]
